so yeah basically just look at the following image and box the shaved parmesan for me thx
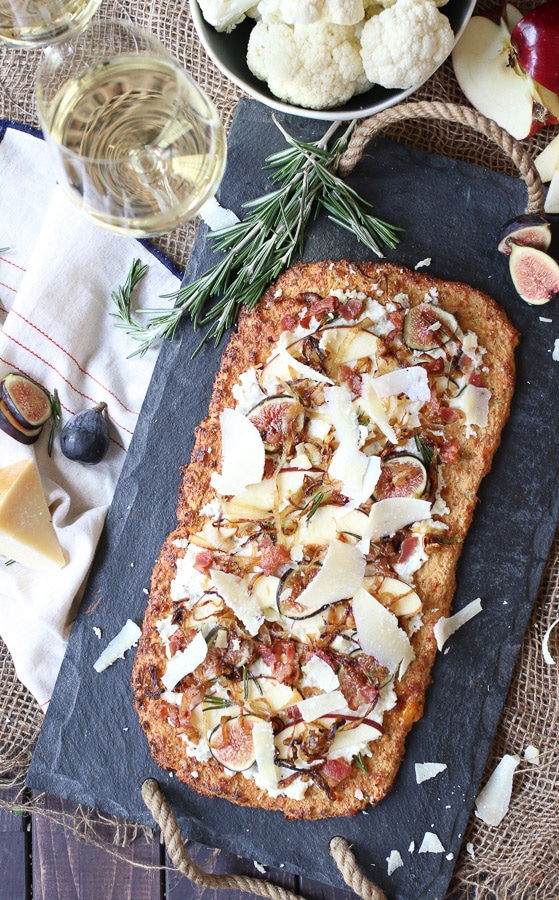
[386,849,403,875]
[210,569,264,636]
[253,720,279,790]
[359,374,397,444]
[161,631,208,690]
[372,366,430,402]
[325,385,381,503]
[418,832,445,854]
[475,754,520,826]
[352,587,415,675]
[296,690,347,723]
[210,409,265,496]
[366,497,431,542]
[302,655,340,692]
[415,762,447,784]
[434,597,482,650]
[296,540,366,610]
[329,722,382,759]
[449,384,490,427]
[542,616,559,665]
[93,619,141,673]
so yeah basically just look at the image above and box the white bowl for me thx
[190,0,476,122]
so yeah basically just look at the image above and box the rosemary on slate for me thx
[116,119,401,358]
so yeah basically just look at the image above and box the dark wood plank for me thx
[166,840,300,900]
[0,786,30,899]
[32,795,162,900]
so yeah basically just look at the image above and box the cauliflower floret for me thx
[257,0,365,25]
[360,0,454,89]
[198,0,258,32]
[247,20,370,109]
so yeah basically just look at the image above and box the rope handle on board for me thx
[337,100,545,216]
[141,778,387,900]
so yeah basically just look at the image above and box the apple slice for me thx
[535,133,559,182]
[511,0,559,96]
[544,168,559,214]
[452,17,531,139]
[452,15,555,139]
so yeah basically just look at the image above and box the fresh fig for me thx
[402,303,458,351]
[0,399,43,444]
[60,402,110,463]
[497,214,552,256]
[374,454,428,501]
[1,373,52,428]
[246,395,304,453]
[508,243,559,305]
[208,714,260,772]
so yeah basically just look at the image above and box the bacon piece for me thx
[339,298,364,321]
[300,295,339,328]
[169,627,188,656]
[398,534,420,564]
[258,640,300,685]
[194,549,214,573]
[322,757,353,784]
[259,543,291,576]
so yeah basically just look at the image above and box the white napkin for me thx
[0,123,182,709]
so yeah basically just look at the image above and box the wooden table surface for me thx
[1,786,357,899]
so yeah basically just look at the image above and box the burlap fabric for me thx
[1,1,558,896]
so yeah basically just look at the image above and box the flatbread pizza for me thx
[132,259,518,820]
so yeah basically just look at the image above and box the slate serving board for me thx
[28,99,559,900]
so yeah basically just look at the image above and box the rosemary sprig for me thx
[110,258,150,348]
[4,559,16,566]
[47,388,61,457]
[304,490,326,522]
[414,435,434,467]
[202,695,234,711]
[120,119,401,357]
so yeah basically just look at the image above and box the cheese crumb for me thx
[386,849,403,875]
[553,339,559,362]
[466,842,475,859]
[418,832,445,854]
[93,619,141,672]
[415,258,431,269]
[542,616,559,664]
[524,745,540,765]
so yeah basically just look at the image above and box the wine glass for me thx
[35,18,227,237]
[0,0,101,47]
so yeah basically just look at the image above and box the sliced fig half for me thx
[1,373,52,428]
[374,454,428,500]
[497,214,552,256]
[0,400,43,444]
[509,243,559,305]
[276,564,326,619]
[403,304,458,351]
[208,713,261,772]
[246,394,304,453]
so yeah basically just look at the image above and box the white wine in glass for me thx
[0,0,101,47]
[35,19,227,237]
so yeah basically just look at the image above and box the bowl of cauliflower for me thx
[191,0,476,120]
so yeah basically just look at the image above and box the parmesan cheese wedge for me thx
[372,365,430,402]
[252,719,279,791]
[0,458,65,570]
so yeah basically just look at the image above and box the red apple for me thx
[452,15,557,140]
[511,0,559,95]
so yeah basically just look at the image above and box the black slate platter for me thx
[28,99,559,900]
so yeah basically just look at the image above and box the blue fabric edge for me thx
[0,118,184,281]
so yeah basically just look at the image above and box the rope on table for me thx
[141,779,387,900]
[337,100,545,216]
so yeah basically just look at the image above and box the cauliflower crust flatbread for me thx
[132,259,518,820]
